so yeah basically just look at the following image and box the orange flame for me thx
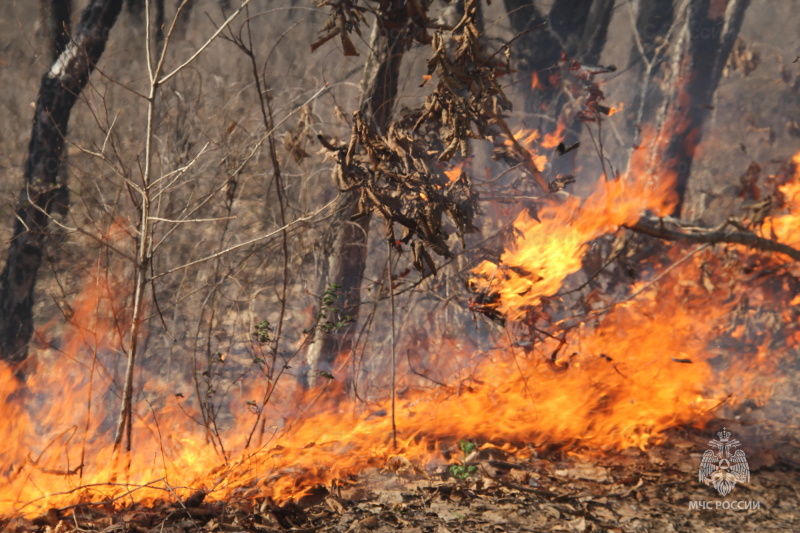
[466,134,780,454]
[444,162,463,182]
[531,72,540,91]
[0,153,789,520]
[505,127,549,172]
[471,153,677,320]
[766,151,800,247]
[541,121,566,149]
[1,233,777,517]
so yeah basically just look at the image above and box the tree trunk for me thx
[0,0,124,366]
[40,0,73,61]
[303,2,408,387]
[38,0,74,219]
[503,0,614,115]
[503,0,615,179]
[629,0,749,217]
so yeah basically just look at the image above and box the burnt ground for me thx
[3,424,798,533]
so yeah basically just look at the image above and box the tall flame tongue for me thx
[0,146,792,519]
[472,130,678,321]
[767,151,800,248]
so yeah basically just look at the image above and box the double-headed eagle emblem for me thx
[699,427,750,496]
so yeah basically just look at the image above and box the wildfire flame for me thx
[471,141,677,320]
[504,128,549,172]
[444,162,464,183]
[531,72,540,91]
[0,141,794,519]
[766,151,800,247]
[541,121,566,149]
[607,102,624,116]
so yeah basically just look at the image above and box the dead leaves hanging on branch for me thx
[318,0,526,276]
[312,0,433,56]
[416,2,513,163]
[320,110,478,276]
[311,0,368,56]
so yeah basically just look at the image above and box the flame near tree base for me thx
[2,152,794,518]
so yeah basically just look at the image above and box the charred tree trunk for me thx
[0,0,124,366]
[503,0,615,179]
[645,0,749,216]
[38,1,74,218]
[303,2,408,387]
[628,0,749,217]
[503,0,614,114]
[40,0,73,60]
[504,0,747,214]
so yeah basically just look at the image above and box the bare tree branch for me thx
[628,214,800,262]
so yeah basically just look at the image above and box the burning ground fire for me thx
[1,137,797,519]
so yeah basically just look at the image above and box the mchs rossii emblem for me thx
[699,427,750,496]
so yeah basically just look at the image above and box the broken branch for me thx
[628,214,800,262]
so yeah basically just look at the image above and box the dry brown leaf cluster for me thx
[312,0,368,56]
[319,0,529,275]
[416,0,512,163]
[321,109,478,276]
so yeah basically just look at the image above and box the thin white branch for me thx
[151,182,227,252]
[144,0,154,82]
[158,0,254,85]
[149,197,339,281]
[625,0,650,67]
[101,110,120,156]
[148,216,236,224]
[151,141,211,191]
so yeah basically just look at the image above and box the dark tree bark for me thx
[503,0,615,181]
[662,0,749,217]
[40,0,73,61]
[629,0,749,217]
[503,0,615,115]
[303,1,409,387]
[39,0,74,222]
[0,0,124,366]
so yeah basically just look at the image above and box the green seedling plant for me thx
[317,283,354,334]
[253,320,272,344]
[251,319,272,365]
[449,439,478,480]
